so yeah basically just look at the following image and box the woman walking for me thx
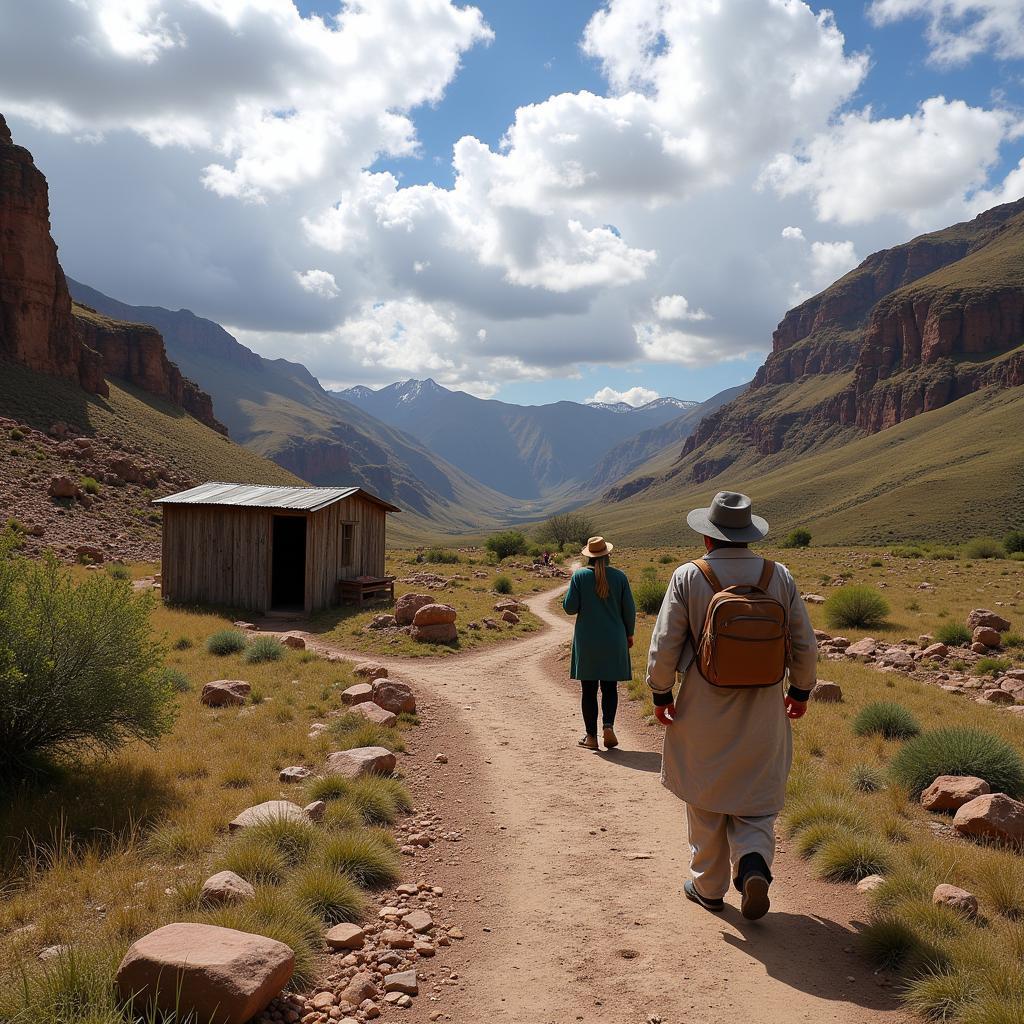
[562,536,636,750]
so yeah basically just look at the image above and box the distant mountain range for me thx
[335,379,714,499]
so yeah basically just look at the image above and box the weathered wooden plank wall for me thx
[305,496,387,609]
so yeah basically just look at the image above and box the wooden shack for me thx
[153,482,400,613]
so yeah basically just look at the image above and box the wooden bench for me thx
[338,575,396,607]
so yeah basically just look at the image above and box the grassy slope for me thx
[0,359,299,486]
[596,386,1024,547]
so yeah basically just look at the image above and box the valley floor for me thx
[289,583,909,1023]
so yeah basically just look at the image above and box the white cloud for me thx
[789,239,860,304]
[781,225,805,240]
[634,322,761,367]
[586,385,660,407]
[869,0,1024,64]
[295,269,339,298]
[654,294,710,321]
[761,97,1020,226]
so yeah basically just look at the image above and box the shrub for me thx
[974,657,1011,677]
[853,702,921,740]
[244,636,284,664]
[851,762,885,792]
[1011,551,1024,563]
[79,476,101,495]
[659,554,674,564]
[347,776,413,826]
[107,564,131,580]
[1003,633,1024,650]
[1005,531,1024,554]
[935,622,972,647]
[929,546,957,560]
[160,667,191,693]
[0,543,171,776]
[891,545,924,559]
[320,829,402,888]
[964,537,1005,560]
[784,796,869,837]
[206,629,247,656]
[8,427,24,441]
[823,585,890,630]
[890,727,1024,797]
[173,635,193,650]
[634,574,668,615]
[220,838,290,886]
[814,833,892,881]
[288,864,366,924]
[494,575,513,595]
[534,512,595,549]
[870,559,883,567]
[423,547,459,564]
[485,530,527,560]
[780,528,812,549]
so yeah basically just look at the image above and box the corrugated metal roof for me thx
[152,481,401,513]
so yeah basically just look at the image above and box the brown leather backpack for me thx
[689,557,791,688]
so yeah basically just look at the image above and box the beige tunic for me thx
[645,548,817,816]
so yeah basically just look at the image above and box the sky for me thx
[1,0,1022,407]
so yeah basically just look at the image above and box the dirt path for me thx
[279,586,909,1024]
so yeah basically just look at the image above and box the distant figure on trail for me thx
[542,550,551,566]
[562,536,636,751]
[646,492,817,920]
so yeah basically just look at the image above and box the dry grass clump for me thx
[330,713,406,754]
[244,635,285,663]
[853,701,921,740]
[219,836,290,886]
[288,863,367,924]
[319,829,402,889]
[813,832,892,882]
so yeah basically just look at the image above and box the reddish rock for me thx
[953,793,1024,846]
[501,610,520,625]
[920,775,990,812]
[810,681,843,702]
[411,623,458,644]
[395,593,434,626]
[973,626,1002,648]
[341,682,375,706]
[353,662,388,680]
[115,923,293,1024]
[349,702,398,727]
[412,603,457,627]
[921,642,948,659]
[281,634,305,649]
[200,680,251,707]
[932,884,978,919]
[325,923,366,951]
[48,476,82,499]
[845,638,879,660]
[325,746,397,779]
[371,679,416,714]
[339,971,378,1006]
[968,609,1012,633]
[971,642,991,654]
[200,871,255,907]
[982,687,1015,704]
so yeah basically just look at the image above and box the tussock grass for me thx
[288,863,366,924]
[244,636,284,663]
[242,817,320,867]
[205,629,247,655]
[348,776,413,826]
[329,714,406,753]
[219,837,290,886]
[851,761,885,792]
[783,795,870,837]
[813,833,892,882]
[824,585,890,629]
[891,727,1024,798]
[935,623,973,647]
[320,829,402,889]
[853,701,921,740]
[905,968,981,1020]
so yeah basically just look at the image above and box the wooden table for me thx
[338,576,396,607]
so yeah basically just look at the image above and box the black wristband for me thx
[787,685,812,702]
[652,690,674,707]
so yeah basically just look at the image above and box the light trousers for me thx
[685,804,777,901]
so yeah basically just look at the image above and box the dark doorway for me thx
[271,515,307,608]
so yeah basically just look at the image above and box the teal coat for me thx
[563,566,636,681]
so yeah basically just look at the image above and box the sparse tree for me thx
[535,512,596,549]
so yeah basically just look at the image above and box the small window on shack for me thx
[341,522,355,566]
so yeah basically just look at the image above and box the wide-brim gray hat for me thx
[686,491,769,543]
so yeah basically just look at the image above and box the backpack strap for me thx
[692,557,723,593]
[757,558,776,591]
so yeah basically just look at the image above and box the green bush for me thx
[890,727,1024,798]
[244,636,284,664]
[107,564,131,581]
[964,537,1005,559]
[1011,551,1024,563]
[494,575,513,595]
[423,547,459,564]
[0,542,172,776]
[79,476,101,495]
[935,622,972,647]
[634,572,667,615]
[485,530,528,560]
[160,667,191,693]
[1005,531,1024,554]
[780,528,812,549]
[823,585,890,629]
[1003,632,1024,650]
[974,657,1010,677]
[928,546,957,560]
[319,829,402,888]
[890,545,924,559]
[534,512,595,549]
[658,554,674,564]
[288,864,366,924]
[206,629,247,656]
[219,838,289,886]
[853,701,921,740]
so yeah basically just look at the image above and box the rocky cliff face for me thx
[0,112,224,432]
[0,113,105,393]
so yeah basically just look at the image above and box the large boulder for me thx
[953,793,1024,846]
[920,775,991,813]
[115,923,293,1024]
[968,609,1012,633]
[395,593,434,626]
[372,679,416,714]
[48,476,82,499]
[228,800,307,833]
[973,626,1002,648]
[349,701,398,727]
[200,871,255,907]
[411,623,457,644]
[845,638,879,661]
[325,746,397,779]
[201,680,251,707]
[412,603,457,627]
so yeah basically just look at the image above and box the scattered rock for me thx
[115,923,294,1024]
[921,776,991,813]
[304,800,326,823]
[802,593,825,604]
[971,641,990,654]
[200,680,251,707]
[349,702,398,727]
[48,476,81,499]
[932,884,979,919]
[395,593,434,626]
[341,683,375,706]
[921,642,949,659]
[968,609,1011,632]
[811,681,843,702]
[383,971,418,996]
[845,638,879,660]
[411,622,457,644]
[371,679,416,714]
[982,688,1015,704]
[953,793,1024,846]
[339,971,378,1006]
[973,626,1002,648]
[856,874,885,893]
[200,871,256,907]
[402,910,433,933]
[279,765,312,783]
[353,662,388,680]
[325,747,397,779]
[412,603,457,627]
[324,923,365,951]
[233,621,256,630]
[38,944,71,962]
[281,634,306,650]
[228,800,308,833]
[501,610,520,625]
[368,614,397,630]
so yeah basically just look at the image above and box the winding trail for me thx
[274,584,909,1024]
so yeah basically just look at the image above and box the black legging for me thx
[581,680,618,736]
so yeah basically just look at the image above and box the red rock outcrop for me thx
[0,113,106,394]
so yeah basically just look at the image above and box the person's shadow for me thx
[719,908,898,1010]
[596,748,662,773]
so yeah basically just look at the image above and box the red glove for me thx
[627,635,635,649]
[785,696,807,720]
[654,703,676,725]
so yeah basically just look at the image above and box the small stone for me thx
[324,924,365,951]
[279,766,312,783]
[973,626,1002,648]
[383,970,418,995]
[353,662,388,680]
[932,884,978,919]
[229,801,307,833]
[38,944,71,962]
[382,930,415,950]
[811,681,843,702]
[340,683,374,706]
[201,680,251,707]
[325,747,397,779]
[348,702,398,727]
[310,992,336,1009]
[435,754,448,764]
[921,776,991,813]
[397,995,413,1008]
[921,642,949,659]
[402,910,433,933]
[304,800,327,823]
[371,679,417,714]
[200,870,256,906]
[396,883,419,896]
[501,610,520,624]
[845,638,878,660]
[281,634,306,649]
[856,874,885,894]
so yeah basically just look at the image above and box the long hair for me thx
[588,555,610,599]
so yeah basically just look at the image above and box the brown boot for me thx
[602,727,619,749]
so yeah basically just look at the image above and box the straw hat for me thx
[581,536,614,558]
[686,491,769,543]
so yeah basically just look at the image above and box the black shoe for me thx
[740,872,770,920]
[684,878,724,913]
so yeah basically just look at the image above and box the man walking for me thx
[646,491,817,919]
